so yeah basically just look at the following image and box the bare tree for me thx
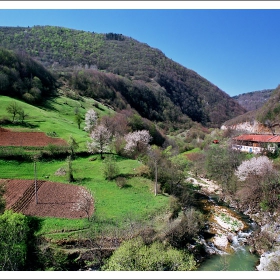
[67,155,74,183]
[68,135,79,158]
[147,145,162,196]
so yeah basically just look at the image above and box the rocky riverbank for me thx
[188,175,280,270]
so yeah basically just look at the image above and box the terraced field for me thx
[0,127,67,147]
[2,179,94,219]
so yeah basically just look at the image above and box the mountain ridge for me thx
[233,89,273,111]
[0,25,247,129]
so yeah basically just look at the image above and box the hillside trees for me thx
[6,101,20,122]
[0,26,247,128]
[0,48,57,103]
[205,144,245,195]
[6,102,28,123]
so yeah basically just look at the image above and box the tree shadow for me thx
[120,184,132,189]
[0,119,39,129]
[74,177,92,184]
[37,95,60,112]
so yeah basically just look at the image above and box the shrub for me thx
[102,237,196,271]
[115,176,127,188]
[135,165,150,177]
[165,208,205,248]
[102,155,119,180]
[0,210,30,270]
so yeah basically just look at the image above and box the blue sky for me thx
[1,2,280,97]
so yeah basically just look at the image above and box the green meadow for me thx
[0,95,113,150]
[0,156,169,239]
[0,95,170,239]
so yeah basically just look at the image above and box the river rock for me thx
[213,235,229,251]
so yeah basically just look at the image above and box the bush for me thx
[102,237,196,271]
[135,165,150,177]
[251,230,276,254]
[102,155,119,180]
[0,210,30,270]
[42,144,69,159]
[115,176,127,188]
[169,195,181,220]
[165,208,205,248]
[0,146,32,161]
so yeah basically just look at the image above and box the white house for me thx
[232,134,280,154]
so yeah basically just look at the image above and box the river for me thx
[194,193,260,271]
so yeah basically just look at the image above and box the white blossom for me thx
[72,188,93,220]
[87,124,112,157]
[235,156,273,181]
[84,109,97,132]
[124,130,152,153]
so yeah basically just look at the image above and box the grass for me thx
[0,95,114,151]
[184,147,202,155]
[0,155,170,238]
[0,95,170,239]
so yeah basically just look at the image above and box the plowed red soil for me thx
[0,127,67,147]
[2,179,94,219]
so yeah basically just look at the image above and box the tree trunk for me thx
[154,162,158,196]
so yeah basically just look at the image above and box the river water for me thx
[195,193,260,271]
[198,243,259,271]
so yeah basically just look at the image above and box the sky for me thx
[1,2,280,97]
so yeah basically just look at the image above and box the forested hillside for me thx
[0,47,57,103]
[0,25,246,128]
[233,89,273,111]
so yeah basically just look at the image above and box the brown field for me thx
[2,179,94,219]
[0,127,67,147]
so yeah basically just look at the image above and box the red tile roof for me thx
[233,134,280,143]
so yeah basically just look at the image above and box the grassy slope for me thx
[0,95,113,150]
[0,95,170,238]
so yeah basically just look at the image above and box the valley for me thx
[0,25,279,272]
